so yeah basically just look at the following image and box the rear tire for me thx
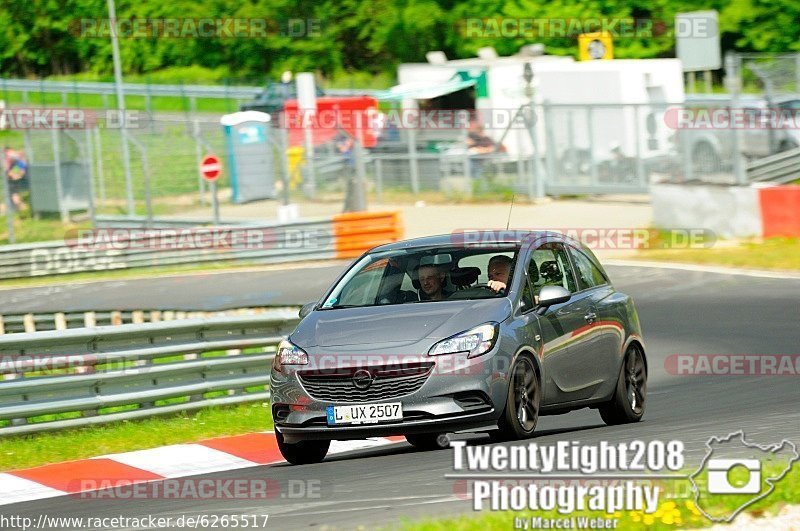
[276,430,330,465]
[599,345,647,425]
[405,433,449,450]
[494,354,540,440]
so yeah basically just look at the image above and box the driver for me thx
[487,255,512,293]
[417,264,451,301]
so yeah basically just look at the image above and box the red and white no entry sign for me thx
[200,154,222,181]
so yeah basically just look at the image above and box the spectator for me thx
[3,146,28,212]
[465,120,495,178]
[335,130,355,167]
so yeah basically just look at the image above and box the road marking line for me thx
[9,458,162,494]
[606,259,800,279]
[0,473,67,505]
[99,443,259,478]
[0,431,404,506]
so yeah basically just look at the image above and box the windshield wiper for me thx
[323,304,362,310]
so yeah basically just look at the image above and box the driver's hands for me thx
[487,280,506,293]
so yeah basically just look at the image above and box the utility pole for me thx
[107,0,135,216]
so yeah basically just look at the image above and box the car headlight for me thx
[428,323,499,358]
[273,339,308,371]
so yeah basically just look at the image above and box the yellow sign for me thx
[578,32,614,60]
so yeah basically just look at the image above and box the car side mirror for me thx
[299,302,316,318]
[535,286,571,314]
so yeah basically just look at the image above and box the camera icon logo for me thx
[689,431,798,523]
[706,458,761,494]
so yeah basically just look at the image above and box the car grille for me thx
[297,362,434,403]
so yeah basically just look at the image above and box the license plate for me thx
[326,402,403,425]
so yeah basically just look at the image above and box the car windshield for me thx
[319,245,519,309]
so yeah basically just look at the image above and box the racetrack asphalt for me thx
[3,264,799,530]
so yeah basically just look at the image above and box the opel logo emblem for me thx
[352,369,374,390]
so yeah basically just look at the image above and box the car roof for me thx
[370,231,582,253]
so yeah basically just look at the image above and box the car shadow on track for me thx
[270,422,617,467]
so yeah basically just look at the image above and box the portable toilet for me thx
[220,111,275,203]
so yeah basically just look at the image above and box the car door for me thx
[567,244,624,399]
[522,242,595,405]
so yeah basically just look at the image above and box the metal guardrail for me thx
[0,211,402,280]
[0,219,336,279]
[747,147,800,184]
[0,307,296,335]
[0,313,299,435]
[0,78,373,103]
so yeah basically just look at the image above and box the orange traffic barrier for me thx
[332,211,404,258]
[758,185,800,238]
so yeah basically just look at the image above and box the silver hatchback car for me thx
[270,231,647,464]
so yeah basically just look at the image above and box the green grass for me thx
[399,464,800,530]
[0,213,90,245]
[635,237,800,271]
[0,402,274,471]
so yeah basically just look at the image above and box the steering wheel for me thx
[472,283,504,295]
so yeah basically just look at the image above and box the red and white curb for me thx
[0,431,404,506]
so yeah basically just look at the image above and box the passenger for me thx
[417,264,451,301]
[487,255,512,293]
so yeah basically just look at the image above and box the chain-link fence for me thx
[6,54,800,235]
[8,100,754,229]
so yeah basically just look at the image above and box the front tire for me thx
[493,354,540,441]
[599,345,647,425]
[276,430,330,465]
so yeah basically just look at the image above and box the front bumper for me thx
[276,410,498,442]
[270,343,512,443]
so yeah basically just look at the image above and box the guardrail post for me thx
[23,314,35,333]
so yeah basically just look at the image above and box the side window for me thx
[529,243,577,295]
[569,247,608,290]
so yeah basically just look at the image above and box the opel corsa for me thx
[270,232,647,464]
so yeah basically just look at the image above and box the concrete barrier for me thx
[652,183,800,239]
